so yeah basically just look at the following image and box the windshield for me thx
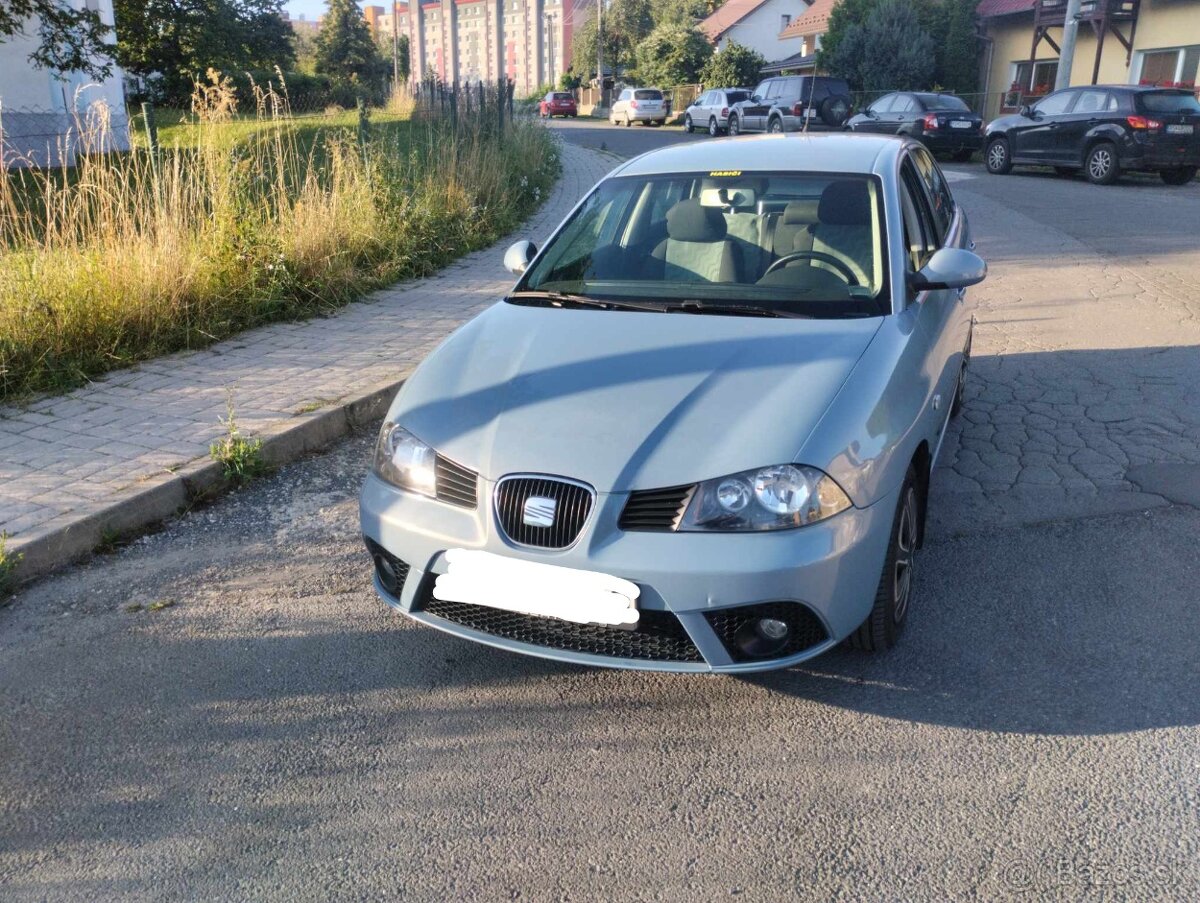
[635,90,663,100]
[918,94,970,112]
[1136,91,1200,114]
[552,93,573,101]
[514,171,889,318]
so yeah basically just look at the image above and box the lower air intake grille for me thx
[435,454,478,508]
[704,601,828,663]
[419,594,703,663]
[365,538,410,598]
[619,484,695,531]
[494,476,594,548]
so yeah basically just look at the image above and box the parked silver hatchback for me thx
[611,87,668,127]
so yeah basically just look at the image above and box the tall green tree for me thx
[822,0,935,92]
[315,0,387,91]
[699,40,766,89]
[0,0,113,78]
[114,0,294,102]
[635,23,712,87]
[937,0,979,93]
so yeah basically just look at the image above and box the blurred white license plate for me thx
[641,102,660,109]
[1166,124,1194,134]
[950,120,972,129]
[433,549,640,627]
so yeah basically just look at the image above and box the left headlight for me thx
[373,423,437,497]
[678,464,851,532]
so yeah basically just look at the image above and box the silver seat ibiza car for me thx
[360,134,986,673]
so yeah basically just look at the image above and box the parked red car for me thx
[539,91,578,118]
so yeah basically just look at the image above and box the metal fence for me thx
[410,77,517,131]
[1,105,131,170]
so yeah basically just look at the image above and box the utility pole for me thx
[596,0,603,106]
[1054,0,1083,90]
[391,2,400,87]
[546,13,556,87]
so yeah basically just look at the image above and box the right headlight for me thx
[678,464,851,532]
[373,422,437,497]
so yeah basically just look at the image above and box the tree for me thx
[376,30,410,83]
[699,40,765,89]
[823,0,934,92]
[315,0,387,91]
[0,0,113,78]
[635,23,712,87]
[569,15,621,83]
[815,0,877,76]
[937,0,979,93]
[114,0,294,103]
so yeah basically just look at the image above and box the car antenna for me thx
[803,71,817,134]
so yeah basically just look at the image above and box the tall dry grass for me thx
[0,75,559,402]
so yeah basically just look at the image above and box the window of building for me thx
[1138,45,1200,89]
[1012,60,1059,97]
[781,14,791,31]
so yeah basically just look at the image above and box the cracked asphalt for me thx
[2,123,1198,901]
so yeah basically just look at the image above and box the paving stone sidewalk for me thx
[0,142,616,573]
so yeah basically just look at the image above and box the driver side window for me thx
[899,160,939,274]
[872,94,896,114]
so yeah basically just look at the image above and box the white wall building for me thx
[0,0,130,168]
[699,0,806,61]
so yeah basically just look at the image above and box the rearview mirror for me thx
[908,248,987,292]
[503,240,537,276]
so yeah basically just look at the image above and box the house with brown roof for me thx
[699,0,807,61]
[764,0,834,74]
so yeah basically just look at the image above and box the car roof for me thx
[613,133,904,179]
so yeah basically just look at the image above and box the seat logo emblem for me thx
[523,496,557,528]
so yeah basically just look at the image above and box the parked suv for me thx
[984,85,1200,185]
[684,88,752,136]
[728,76,853,135]
[610,88,668,127]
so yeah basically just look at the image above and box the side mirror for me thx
[908,248,987,292]
[867,108,878,119]
[503,240,537,276]
[751,94,762,103]
[1018,104,1031,117]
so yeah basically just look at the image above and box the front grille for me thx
[365,538,410,598]
[494,476,594,549]
[704,602,828,663]
[619,484,695,531]
[419,592,703,663]
[436,454,478,508]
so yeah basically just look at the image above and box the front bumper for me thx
[359,473,898,673]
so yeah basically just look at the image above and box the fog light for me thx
[374,554,400,595]
[734,616,792,658]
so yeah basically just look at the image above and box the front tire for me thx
[684,114,693,133]
[728,114,740,137]
[1161,166,1197,186]
[708,117,719,137]
[1085,141,1120,184]
[850,467,920,652]
[985,137,1012,174]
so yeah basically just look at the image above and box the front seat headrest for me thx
[781,199,820,225]
[818,180,871,226]
[667,199,728,243]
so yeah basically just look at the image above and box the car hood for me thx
[987,113,1027,132]
[390,302,882,492]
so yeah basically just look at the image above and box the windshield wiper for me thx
[508,290,666,314]
[661,300,810,319]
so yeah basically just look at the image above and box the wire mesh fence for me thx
[1,105,131,170]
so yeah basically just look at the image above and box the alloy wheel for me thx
[709,117,719,137]
[1088,147,1113,181]
[729,116,739,136]
[987,142,1007,171]
[892,487,918,624]
[769,118,783,133]
[684,114,693,133]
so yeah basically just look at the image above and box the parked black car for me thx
[728,76,854,135]
[846,92,984,161]
[984,85,1200,185]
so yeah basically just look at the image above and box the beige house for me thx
[978,0,1200,119]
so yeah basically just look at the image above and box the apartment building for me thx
[375,0,589,94]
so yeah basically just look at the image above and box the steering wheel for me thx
[763,250,859,285]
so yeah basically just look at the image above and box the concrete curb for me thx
[9,377,405,585]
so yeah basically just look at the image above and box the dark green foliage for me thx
[114,0,295,105]
[635,23,712,87]
[315,0,388,99]
[699,40,767,89]
[823,0,935,92]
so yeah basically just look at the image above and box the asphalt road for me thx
[3,122,1199,902]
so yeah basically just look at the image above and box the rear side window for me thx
[635,90,663,100]
[1137,91,1200,114]
[1074,90,1116,114]
[893,96,917,113]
